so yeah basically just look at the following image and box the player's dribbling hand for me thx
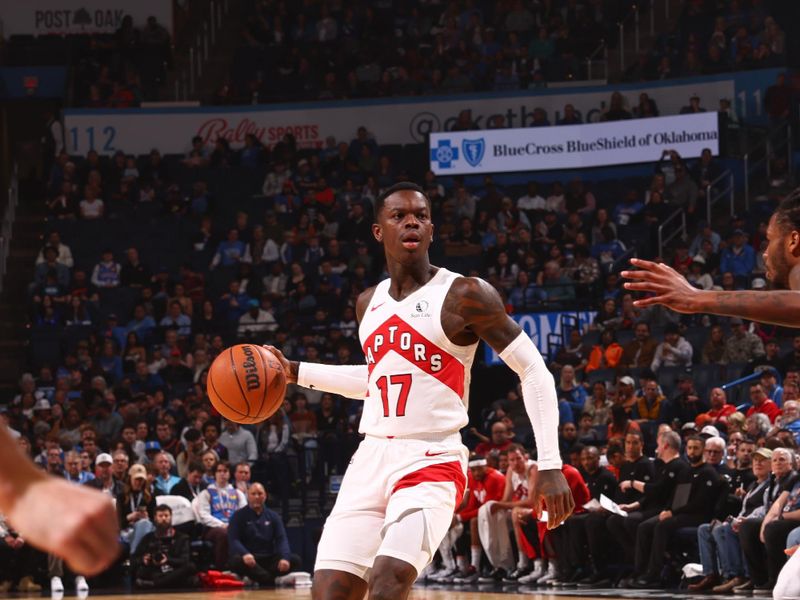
[263,345,298,384]
[533,469,574,530]
[3,475,119,576]
[621,258,702,313]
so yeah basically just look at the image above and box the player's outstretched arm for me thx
[0,424,119,575]
[451,277,574,529]
[623,258,800,327]
[261,286,378,400]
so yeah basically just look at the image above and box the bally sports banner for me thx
[430,112,719,175]
[0,0,172,36]
[62,69,779,156]
[484,310,597,365]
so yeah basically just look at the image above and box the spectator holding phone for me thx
[132,505,197,589]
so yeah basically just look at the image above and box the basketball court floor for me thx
[8,586,755,600]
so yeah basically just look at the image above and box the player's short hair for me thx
[374,181,430,222]
[775,188,800,232]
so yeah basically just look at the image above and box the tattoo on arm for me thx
[456,277,522,352]
[705,290,800,327]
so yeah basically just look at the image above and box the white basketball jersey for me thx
[358,268,479,437]
[510,460,536,501]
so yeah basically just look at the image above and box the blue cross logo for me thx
[430,139,459,169]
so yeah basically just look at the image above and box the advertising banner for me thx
[0,0,172,36]
[63,69,780,156]
[0,67,67,98]
[484,310,597,365]
[429,112,719,174]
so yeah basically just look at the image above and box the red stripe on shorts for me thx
[391,460,466,509]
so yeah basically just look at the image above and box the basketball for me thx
[206,344,287,424]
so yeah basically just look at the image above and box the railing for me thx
[657,207,686,259]
[705,170,735,223]
[618,0,675,73]
[743,122,792,210]
[724,366,781,410]
[0,165,19,296]
[174,0,229,101]
[585,41,608,82]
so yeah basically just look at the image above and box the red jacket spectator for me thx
[563,463,591,515]
[457,467,505,522]
[747,399,781,424]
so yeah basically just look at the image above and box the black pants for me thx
[135,563,196,588]
[229,553,302,585]
[635,513,706,578]
[563,513,590,570]
[583,511,618,572]
[607,509,659,566]
[740,517,798,586]
[0,540,44,584]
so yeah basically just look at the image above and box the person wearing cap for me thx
[142,440,163,465]
[695,387,736,429]
[158,350,193,392]
[689,445,774,593]
[738,448,800,593]
[723,318,765,364]
[686,255,714,290]
[650,323,693,372]
[237,298,277,340]
[720,229,756,280]
[117,464,156,554]
[745,382,781,424]
[663,373,707,425]
[85,453,124,497]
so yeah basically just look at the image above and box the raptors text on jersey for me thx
[358,268,479,437]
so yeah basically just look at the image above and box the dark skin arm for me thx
[443,276,575,530]
[623,258,800,327]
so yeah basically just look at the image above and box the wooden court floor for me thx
[27,592,611,600]
[9,588,739,600]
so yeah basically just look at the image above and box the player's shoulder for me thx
[355,284,380,322]
[447,275,502,302]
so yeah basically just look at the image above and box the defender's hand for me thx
[622,258,703,313]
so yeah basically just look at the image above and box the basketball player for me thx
[0,423,119,575]
[265,182,573,600]
[623,191,800,600]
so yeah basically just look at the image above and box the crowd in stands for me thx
[0,111,798,594]
[625,0,791,83]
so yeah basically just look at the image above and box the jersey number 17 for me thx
[376,374,412,417]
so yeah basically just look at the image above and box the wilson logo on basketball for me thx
[241,345,261,391]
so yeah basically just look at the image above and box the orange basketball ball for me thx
[207,344,287,424]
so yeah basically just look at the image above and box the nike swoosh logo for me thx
[425,450,447,457]
[370,302,385,312]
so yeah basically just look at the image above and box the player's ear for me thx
[372,223,383,243]
[791,230,800,256]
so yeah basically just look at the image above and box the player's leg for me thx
[313,437,389,598]
[312,570,368,600]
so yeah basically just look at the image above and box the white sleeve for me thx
[196,490,225,528]
[297,362,369,400]
[498,332,562,471]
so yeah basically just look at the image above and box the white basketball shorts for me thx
[315,432,468,580]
